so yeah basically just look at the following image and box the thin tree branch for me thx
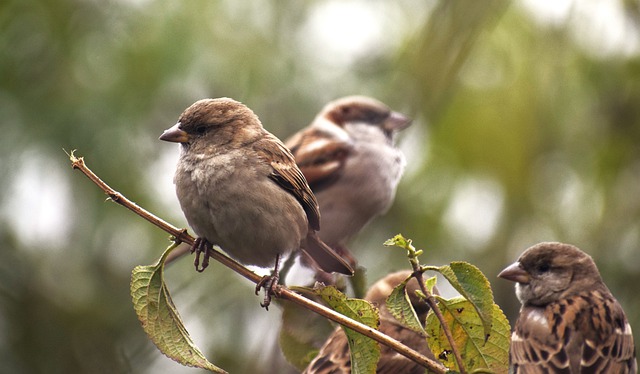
[68,151,447,374]
[407,251,466,374]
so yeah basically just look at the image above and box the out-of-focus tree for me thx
[1,0,638,372]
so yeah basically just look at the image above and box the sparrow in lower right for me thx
[498,242,637,373]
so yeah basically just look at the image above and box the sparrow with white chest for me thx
[499,242,637,373]
[286,96,411,268]
[159,98,354,307]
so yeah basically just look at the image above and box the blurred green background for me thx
[1,0,639,372]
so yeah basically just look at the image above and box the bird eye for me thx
[195,125,206,135]
[537,263,551,273]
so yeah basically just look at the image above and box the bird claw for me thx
[256,273,279,310]
[255,254,282,310]
[191,237,211,272]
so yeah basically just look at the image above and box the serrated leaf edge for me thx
[386,277,427,336]
[130,243,226,373]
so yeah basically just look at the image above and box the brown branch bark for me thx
[409,259,466,373]
[68,152,447,374]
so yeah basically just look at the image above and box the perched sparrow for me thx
[286,96,411,268]
[159,98,354,306]
[498,242,637,373]
[303,270,435,374]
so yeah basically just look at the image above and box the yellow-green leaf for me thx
[383,234,412,249]
[424,275,438,294]
[315,285,380,374]
[386,277,426,335]
[425,297,510,373]
[131,243,226,373]
[424,262,494,339]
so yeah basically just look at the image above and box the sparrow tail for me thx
[302,231,355,276]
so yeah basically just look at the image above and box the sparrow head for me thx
[364,270,430,317]
[159,98,264,150]
[499,242,605,306]
[319,96,412,142]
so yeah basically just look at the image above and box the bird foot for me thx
[255,273,280,310]
[255,254,282,310]
[190,237,212,272]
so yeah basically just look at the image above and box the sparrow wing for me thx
[512,292,637,374]
[286,128,353,191]
[511,305,574,373]
[304,272,432,374]
[259,133,354,275]
[258,133,321,230]
[302,324,428,374]
[376,319,432,374]
[302,328,350,374]
[578,291,637,373]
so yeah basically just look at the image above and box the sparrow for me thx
[303,270,435,374]
[498,242,637,373]
[159,98,354,307]
[286,96,412,268]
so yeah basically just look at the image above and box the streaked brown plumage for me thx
[303,270,435,374]
[499,242,637,373]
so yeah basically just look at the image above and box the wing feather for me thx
[257,133,321,230]
[286,127,353,191]
[512,291,637,373]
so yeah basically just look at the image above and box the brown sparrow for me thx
[286,96,411,267]
[499,242,637,373]
[159,98,354,306]
[303,270,435,374]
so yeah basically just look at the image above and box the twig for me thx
[406,244,466,374]
[68,151,448,374]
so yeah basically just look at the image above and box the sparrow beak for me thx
[498,262,531,284]
[383,111,412,132]
[159,122,190,143]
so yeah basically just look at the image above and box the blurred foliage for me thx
[1,0,639,373]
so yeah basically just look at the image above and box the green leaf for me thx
[350,265,368,299]
[279,301,333,371]
[425,297,510,374]
[314,285,380,374]
[424,275,438,294]
[383,233,424,257]
[423,262,494,339]
[131,242,226,373]
[383,233,412,249]
[386,277,427,335]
